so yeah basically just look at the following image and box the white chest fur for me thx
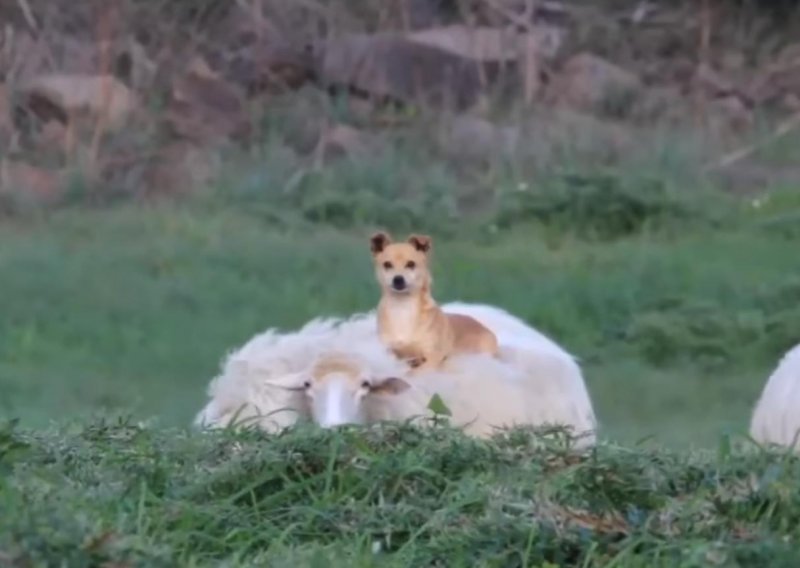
[380,298,419,345]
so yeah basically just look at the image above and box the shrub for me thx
[494,170,696,240]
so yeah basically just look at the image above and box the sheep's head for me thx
[289,352,410,428]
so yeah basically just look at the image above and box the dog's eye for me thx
[303,380,312,390]
[383,261,393,270]
[360,380,371,389]
[405,261,416,269]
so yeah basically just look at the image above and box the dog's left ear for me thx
[408,234,432,253]
[369,377,411,396]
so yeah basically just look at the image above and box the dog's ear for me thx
[369,377,411,396]
[408,234,432,253]
[370,231,392,254]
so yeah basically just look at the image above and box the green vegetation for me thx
[2,419,800,566]
[1,182,798,445]
[1,129,799,566]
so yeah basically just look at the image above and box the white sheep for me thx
[193,313,376,432]
[300,337,597,447]
[749,344,800,451]
[194,302,598,446]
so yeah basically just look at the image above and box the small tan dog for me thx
[369,231,499,371]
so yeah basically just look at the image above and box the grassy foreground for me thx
[0,189,798,565]
[2,419,800,566]
[0,200,798,446]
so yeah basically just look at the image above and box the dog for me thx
[369,231,499,371]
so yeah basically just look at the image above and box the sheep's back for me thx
[750,344,800,450]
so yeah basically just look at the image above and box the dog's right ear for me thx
[370,231,392,254]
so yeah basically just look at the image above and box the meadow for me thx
[2,134,800,566]
[1,184,798,445]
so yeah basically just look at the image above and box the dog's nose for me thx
[392,275,406,290]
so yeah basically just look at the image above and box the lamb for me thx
[194,302,598,446]
[749,343,800,452]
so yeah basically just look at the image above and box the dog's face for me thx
[369,232,432,295]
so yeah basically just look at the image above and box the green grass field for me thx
[1,183,799,565]
[1,199,797,446]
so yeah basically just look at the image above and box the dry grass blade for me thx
[704,112,800,171]
[14,0,37,32]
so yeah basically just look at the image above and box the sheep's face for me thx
[369,232,432,296]
[295,353,410,428]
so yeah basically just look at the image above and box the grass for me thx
[2,419,800,566]
[1,193,798,446]
[0,170,798,564]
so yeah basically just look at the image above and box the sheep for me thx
[193,312,376,432]
[749,344,800,451]
[297,326,597,447]
[194,302,598,446]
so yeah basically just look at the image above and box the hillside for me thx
[1,0,799,212]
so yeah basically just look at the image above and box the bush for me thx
[494,171,698,240]
[625,279,800,368]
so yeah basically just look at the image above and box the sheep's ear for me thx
[278,372,310,392]
[407,234,432,253]
[370,377,411,396]
[370,231,392,254]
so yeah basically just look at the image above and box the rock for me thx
[437,115,520,162]
[750,43,800,107]
[781,93,800,113]
[314,34,483,111]
[164,57,250,145]
[16,74,138,128]
[407,24,563,62]
[204,6,313,96]
[0,84,13,149]
[629,86,687,124]
[707,95,754,133]
[33,121,69,159]
[545,53,642,115]
[314,123,375,162]
[693,63,737,98]
[407,26,524,63]
[396,0,455,29]
[522,109,635,162]
[142,142,220,197]
[1,31,50,82]
[0,160,64,205]
[406,25,558,102]
[114,39,159,92]
[226,41,313,95]
[437,110,635,166]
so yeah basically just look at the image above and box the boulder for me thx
[314,34,483,111]
[545,53,642,115]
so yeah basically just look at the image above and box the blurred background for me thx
[0,0,798,447]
